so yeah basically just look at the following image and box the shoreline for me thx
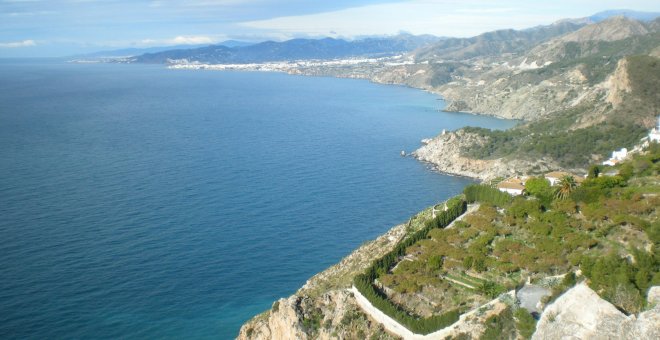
[162,62,525,182]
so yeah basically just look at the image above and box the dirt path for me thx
[442,276,477,290]
[350,285,515,339]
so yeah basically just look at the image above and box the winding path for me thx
[350,285,514,339]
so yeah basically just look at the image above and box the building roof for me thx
[497,178,525,190]
[545,171,571,179]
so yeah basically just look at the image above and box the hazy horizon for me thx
[1,1,660,58]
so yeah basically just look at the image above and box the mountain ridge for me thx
[132,34,441,64]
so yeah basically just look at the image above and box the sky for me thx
[1,0,659,57]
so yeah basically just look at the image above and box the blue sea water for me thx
[0,60,516,339]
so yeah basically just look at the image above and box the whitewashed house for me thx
[603,148,628,166]
[649,116,660,142]
[497,178,525,196]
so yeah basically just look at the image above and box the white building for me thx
[603,148,628,166]
[649,116,660,142]
[497,178,525,196]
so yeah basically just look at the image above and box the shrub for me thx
[525,177,553,206]
[514,308,537,339]
[427,255,444,271]
[464,184,513,207]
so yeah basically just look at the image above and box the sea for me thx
[0,60,516,339]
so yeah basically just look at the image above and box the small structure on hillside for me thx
[649,116,660,142]
[497,177,525,196]
[544,171,585,186]
[602,148,628,166]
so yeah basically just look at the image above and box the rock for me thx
[606,58,632,107]
[532,283,660,340]
[412,129,559,181]
[237,219,415,339]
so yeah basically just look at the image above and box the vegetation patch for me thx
[355,144,659,336]
[354,197,467,334]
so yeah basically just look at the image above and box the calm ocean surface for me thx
[0,60,515,339]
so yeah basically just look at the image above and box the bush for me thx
[514,308,537,339]
[481,307,516,340]
[427,255,443,271]
[464,184,513,207]
[580,252,658,313]
[525,177,553,206]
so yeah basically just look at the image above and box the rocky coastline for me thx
[411,129,561,181]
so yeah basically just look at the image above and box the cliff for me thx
[237,214,420,339]
[533,284,660,339]
[412,129,559,181]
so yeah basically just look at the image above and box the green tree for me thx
[514,308,537,339]
[554,175,577,200]
[525,177,553,205]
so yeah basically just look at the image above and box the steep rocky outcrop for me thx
[237,220,416,339]
[605,58,632,107]
[533,283,660,339]
[412,129,560,180]
[237,290,377,340]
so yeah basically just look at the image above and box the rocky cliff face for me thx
[412,129,560,181]
[236,290,383,340]
[605,58,633,107]
[533,283,660,339]
[237,220,415,339]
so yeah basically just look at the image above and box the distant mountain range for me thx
[589,9,660,22]
[126,10,659,66]
[131,34,441,64]
[409,10,660,62]
[73,40,254,58]
[413,21,586,61]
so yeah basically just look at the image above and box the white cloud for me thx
[123,35,218,47]
[239,1,564,38]
[0,39,36,48]
[239,0,660,38]
[169,35,214,44]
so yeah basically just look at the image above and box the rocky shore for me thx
[411,129,560,181]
